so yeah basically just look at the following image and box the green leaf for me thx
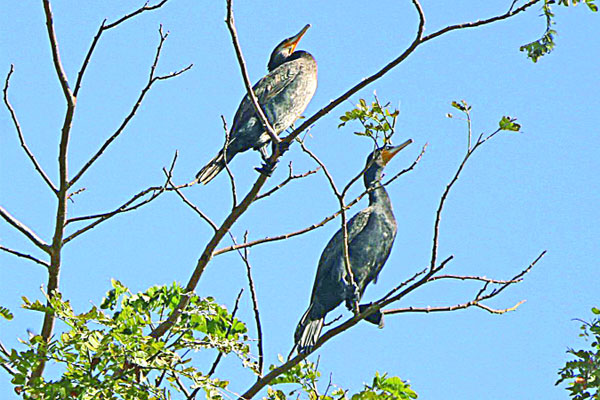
[499,116,521,132]
[0,305,13,320]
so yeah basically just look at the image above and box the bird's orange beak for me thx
[381,139,413,165]
[285,24,311,53]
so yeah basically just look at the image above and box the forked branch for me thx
[70,25,192,187]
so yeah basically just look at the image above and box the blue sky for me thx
[1,1,598,399]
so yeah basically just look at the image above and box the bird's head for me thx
[364,139,413,186]
[267,24,310,71]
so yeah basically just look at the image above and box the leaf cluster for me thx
[556,307,600,399]
[265,357,417,400]
[339,96,400,147]
[521,0,597,62]
[1,281,251,399]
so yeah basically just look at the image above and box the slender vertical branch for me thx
[33,0,78,382]
[207,288,244,376]
[238,232,264,377]
[221,115,238,208]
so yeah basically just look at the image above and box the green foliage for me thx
[521,0,597,62]
[556,307,600,399]
[5,281,252,399]
[498,116,521,132]
[351,372,417,400]
[339,95,401,146]
[265,356,417,400]
[450,100,471,113]
[0,305,13,320]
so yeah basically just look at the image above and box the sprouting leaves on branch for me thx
[338,95,401,146]
[498,116,521,132]
[556,307,600,399]
[521,0,597,62]
[8,281,252,399]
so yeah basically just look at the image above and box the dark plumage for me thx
[294,139,412,353]
[196,24,317,184]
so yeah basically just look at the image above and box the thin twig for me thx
[207,288,244,377]
[0,245,50,268]
[75,1,171,96]
[3,66,58,193]
[428,274,522,284]
[240,232,264,377]
[221,115,238,208]
[255,162,319,201]
[63,153,178,244]
[0,206,50,253]
[70,26,192,187]
[421,0,541,44]
[105,1,170,29]
[168,179,219,232]
[224,0,279,145]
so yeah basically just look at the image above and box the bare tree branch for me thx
[166,171,219,232]
[421,0,541,44]
[0,244,50,268]
[3,65,58,193]
[63,153,178,245]
[0,206,50,253]
[74,1,171,96]
[224,0,279,145]
[70,26,192,187]
[221,115,238,208]
[429,274,523,284]
[237,232,264,378]
[105,1,170,29]
[34,0,79,381]
[255,162,319,201]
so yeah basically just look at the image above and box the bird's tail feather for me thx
[294,307,324,354]
[196,150,226,184]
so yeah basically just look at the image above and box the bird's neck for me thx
[368,183,392,210]
[268,51,312,72]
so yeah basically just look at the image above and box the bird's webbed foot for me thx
[358,303,384,328]
[343,279,361,314]
[255,159,278,177]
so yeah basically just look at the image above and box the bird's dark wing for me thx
[310,207,373,299]
[228,62,301,147]
[255,62,300,105]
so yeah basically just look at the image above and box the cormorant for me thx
[294,139,412,353]
[196,24,317,184]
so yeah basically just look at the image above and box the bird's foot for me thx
[344,282,361,315]
[358,303,385,328]
[276,140,291,156]
[255,159,278,177]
